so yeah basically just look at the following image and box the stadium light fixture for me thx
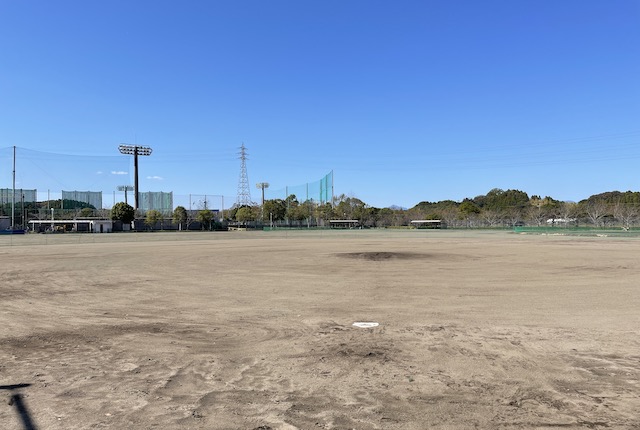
[118,145,153,210]
[117,185,134,205]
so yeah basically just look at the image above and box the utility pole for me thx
[118,145,152,211]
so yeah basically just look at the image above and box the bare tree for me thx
[481,209,500,227]
[527,205,546,227]
[584,201,608,228]
[441,207,460,228]
[557,202,578,227]
[613,201,638,230]
[503,208,522,227]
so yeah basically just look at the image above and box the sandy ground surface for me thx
[1,230,639,429]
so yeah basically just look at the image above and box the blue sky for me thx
[1,1,639,209]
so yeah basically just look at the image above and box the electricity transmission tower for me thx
[236,144,253,206]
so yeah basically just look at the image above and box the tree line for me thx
[142,189,640,230]
[11,189,640,230]
[218,189,640,229]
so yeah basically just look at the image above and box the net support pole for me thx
[11,146,16,229]
[331,170,334,207]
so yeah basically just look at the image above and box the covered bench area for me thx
[329,219,360,229]
[28,219,113,233]
[411,219,446,229]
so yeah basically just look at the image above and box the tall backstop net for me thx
[62,190,103,209]
[264,171,334,204]
[1,146,130,208]
[138,191,173,214]
[1,188,37,204]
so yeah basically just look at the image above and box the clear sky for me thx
[1,1,639,209]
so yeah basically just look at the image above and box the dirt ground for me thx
[1,230,639,429]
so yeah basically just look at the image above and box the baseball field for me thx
[1,230,638,429]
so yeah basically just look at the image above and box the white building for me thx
[28,219,113,233]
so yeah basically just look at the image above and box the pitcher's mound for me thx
[338,251,426,261]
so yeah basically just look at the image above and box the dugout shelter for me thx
[411,220,446,229]
[329,220,359,229]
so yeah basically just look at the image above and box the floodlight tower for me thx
[256,182,269,220]
[117,185,134,205]
[118,144,152,210]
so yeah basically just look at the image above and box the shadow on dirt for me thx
[1,383,38,430]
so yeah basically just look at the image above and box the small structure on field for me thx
[411,219,446,229]
[329,220,359,229]
[28,219,113,233]
[546,218,576,225]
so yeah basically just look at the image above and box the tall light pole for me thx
[117,185,134,205]
[256,182,269,220]
[118,145,152,211]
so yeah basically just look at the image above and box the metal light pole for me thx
[118,145,152,210]
[256,182,269,220]
[117,185,134,205]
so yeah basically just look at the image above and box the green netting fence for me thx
[264,170,333,204]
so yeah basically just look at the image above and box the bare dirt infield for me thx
[1,230,639,429]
